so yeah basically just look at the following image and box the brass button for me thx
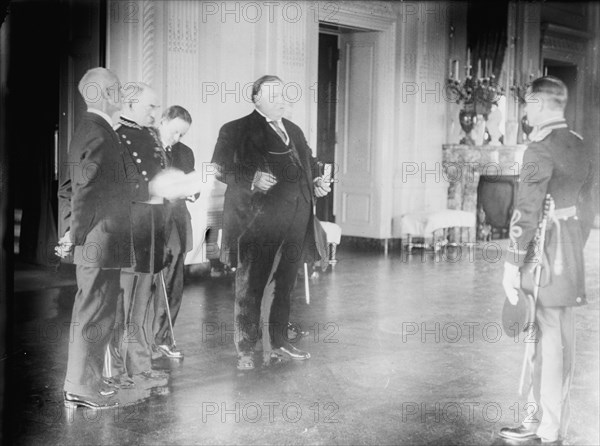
[576,297,582,303]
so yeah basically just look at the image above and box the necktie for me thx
[269,121,288,144]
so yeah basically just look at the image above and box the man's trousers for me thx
[526,304,576,441]
[64,265,120,396]
[153,224,185,347]
[109,271,157,376]
[234,196,311,355]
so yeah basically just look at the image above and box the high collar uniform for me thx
[505,118,595,442]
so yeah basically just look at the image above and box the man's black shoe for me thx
[274,343,310,360]
[287,322,309,341]
[64,391,118,410]
[157,344,184,359]
[103,374,135,389]
[499,425,540,441]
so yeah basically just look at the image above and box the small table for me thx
[393,209,475,253]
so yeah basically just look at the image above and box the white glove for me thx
[502,262,521,305]
[55,230,74,258]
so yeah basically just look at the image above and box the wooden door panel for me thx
[336,31,380,237]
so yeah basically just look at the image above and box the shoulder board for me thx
[569,130,583,140]
[119,119,142,130]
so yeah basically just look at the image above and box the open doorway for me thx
[315,27,339,223]
[7,0,104,266]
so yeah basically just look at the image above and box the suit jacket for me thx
[57,112,132,268]
[116,118,166,273]
[507,119,595,306]
[211,110,322,267]
[164,141,195,254]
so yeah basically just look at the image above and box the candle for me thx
[477,59,481,79]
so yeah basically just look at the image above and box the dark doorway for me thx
[316,29,339,223]
[544,61,578,129]
[8,0,104,266]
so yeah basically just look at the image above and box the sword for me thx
[518,194,554,396]
[159,271,177,349]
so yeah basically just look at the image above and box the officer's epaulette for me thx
[569,130,583,140]
[119,117,142,130]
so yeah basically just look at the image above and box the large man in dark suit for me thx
[56,68,131,409]
[500,76,596,443]
[211,75,331,370]
[152,106,195,359]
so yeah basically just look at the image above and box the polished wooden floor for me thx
[5,232,599,445]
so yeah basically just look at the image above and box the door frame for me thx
[316,3,396,239]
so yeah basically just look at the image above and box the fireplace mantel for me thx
[443,144,527,212]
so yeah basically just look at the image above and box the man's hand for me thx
[313,177,331,198]
[252,170,277,192]
[502,262,521,305]
[55,230,74,258]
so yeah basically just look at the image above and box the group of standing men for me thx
[57,68,198,409]
[55,65,594,444]
[56,68,331,410]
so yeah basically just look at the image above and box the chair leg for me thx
[329,243,338,269]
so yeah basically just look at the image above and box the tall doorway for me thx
[315,28,339,223]
[8,0,104,265]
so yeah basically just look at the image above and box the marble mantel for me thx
[442,144,527,212]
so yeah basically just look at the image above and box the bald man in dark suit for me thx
[57,67,132,409]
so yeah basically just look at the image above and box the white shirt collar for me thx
[536,116,567,129]
[255,107,289,144]
[87,108,114,127]
[255,107,283,125]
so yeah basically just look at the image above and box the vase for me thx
[459,109,477,145]
[521,114,533,140]
[486,105,502,146]
[472,114,486,146]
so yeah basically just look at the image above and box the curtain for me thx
[467,0,509,79]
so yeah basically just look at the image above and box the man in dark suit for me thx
[152,106,195,359]
[107,83,170,388]
[56,67,131,409]
[211,75,331,370]
[500,76,596,443]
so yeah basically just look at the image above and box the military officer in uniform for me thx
[107,83,170,388]
[500,76,596,443]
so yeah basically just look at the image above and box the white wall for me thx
[107,1,457,258]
